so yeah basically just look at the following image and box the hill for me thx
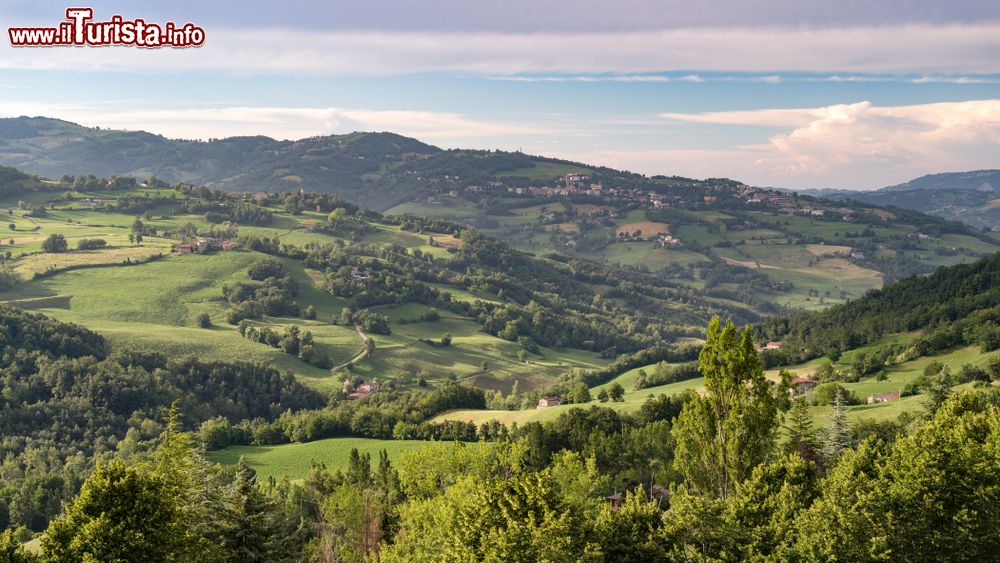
[390,181,1000,311]
[757,250,1000,366]
[0,116,636,211]
[0,170,749,397]
[6,117,997,314]
[807,170,1000,229]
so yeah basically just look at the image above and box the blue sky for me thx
[1,1,998,189]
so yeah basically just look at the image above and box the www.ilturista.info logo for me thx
[8,8,205,48]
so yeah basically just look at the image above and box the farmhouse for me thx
[763,341,783,350]
[537,396,563,408]
[867,391,900,404]
[658,234,682,247]
[346,380,380,401]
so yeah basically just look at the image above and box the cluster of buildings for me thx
[175,237,235,253]
[349,267,372,281]
[345,380,380,400]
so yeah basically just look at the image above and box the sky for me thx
[0,1,998,189]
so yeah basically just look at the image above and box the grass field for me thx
[206,438,484,482]
[0,251,358,390]
[498,162,591,180]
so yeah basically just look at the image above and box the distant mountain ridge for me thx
[0,116,644,211]
[797,170,1000,229]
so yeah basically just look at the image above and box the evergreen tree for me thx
[345,448,372,487]
[821,388,851,464]
[215,458,287,562]
[784,398,818,462]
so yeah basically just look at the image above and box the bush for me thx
[196,313,211,328]
[0,266,20,291]
[41,234,68,253]
[76,238,108,250]
[303,305,317,320]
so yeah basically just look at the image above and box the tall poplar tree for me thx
[672,317,780,499]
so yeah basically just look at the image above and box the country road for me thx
[332,324,370,371]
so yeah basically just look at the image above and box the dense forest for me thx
[0,306,322,534]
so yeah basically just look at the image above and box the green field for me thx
[206,438,484,482]
[497,162,591,180]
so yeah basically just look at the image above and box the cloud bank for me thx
[2,24,1000,75]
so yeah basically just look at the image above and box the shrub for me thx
[196,313,211,328]
[76,238,108,250]
[41,234,68,253]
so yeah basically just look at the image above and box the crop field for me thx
[615,221,670,237]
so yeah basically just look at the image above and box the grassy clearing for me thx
[615,221,670,237]
[207,438,484,482]
[497,162,590,180]
[357,305,607,392]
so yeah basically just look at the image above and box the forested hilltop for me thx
[757,251,1000,365]
[0,116,633,211]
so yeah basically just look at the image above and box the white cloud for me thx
[651,100,1000,188]
[1,24,999,75]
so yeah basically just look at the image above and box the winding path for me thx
[332,324,370,371]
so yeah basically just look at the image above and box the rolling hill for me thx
[804,170,1000,229]
[0,116,634,211]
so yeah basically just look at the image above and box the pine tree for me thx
[216,458,286,562]
[784,398,818,462]
[821,389,851,464]
[345,448,372,487]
